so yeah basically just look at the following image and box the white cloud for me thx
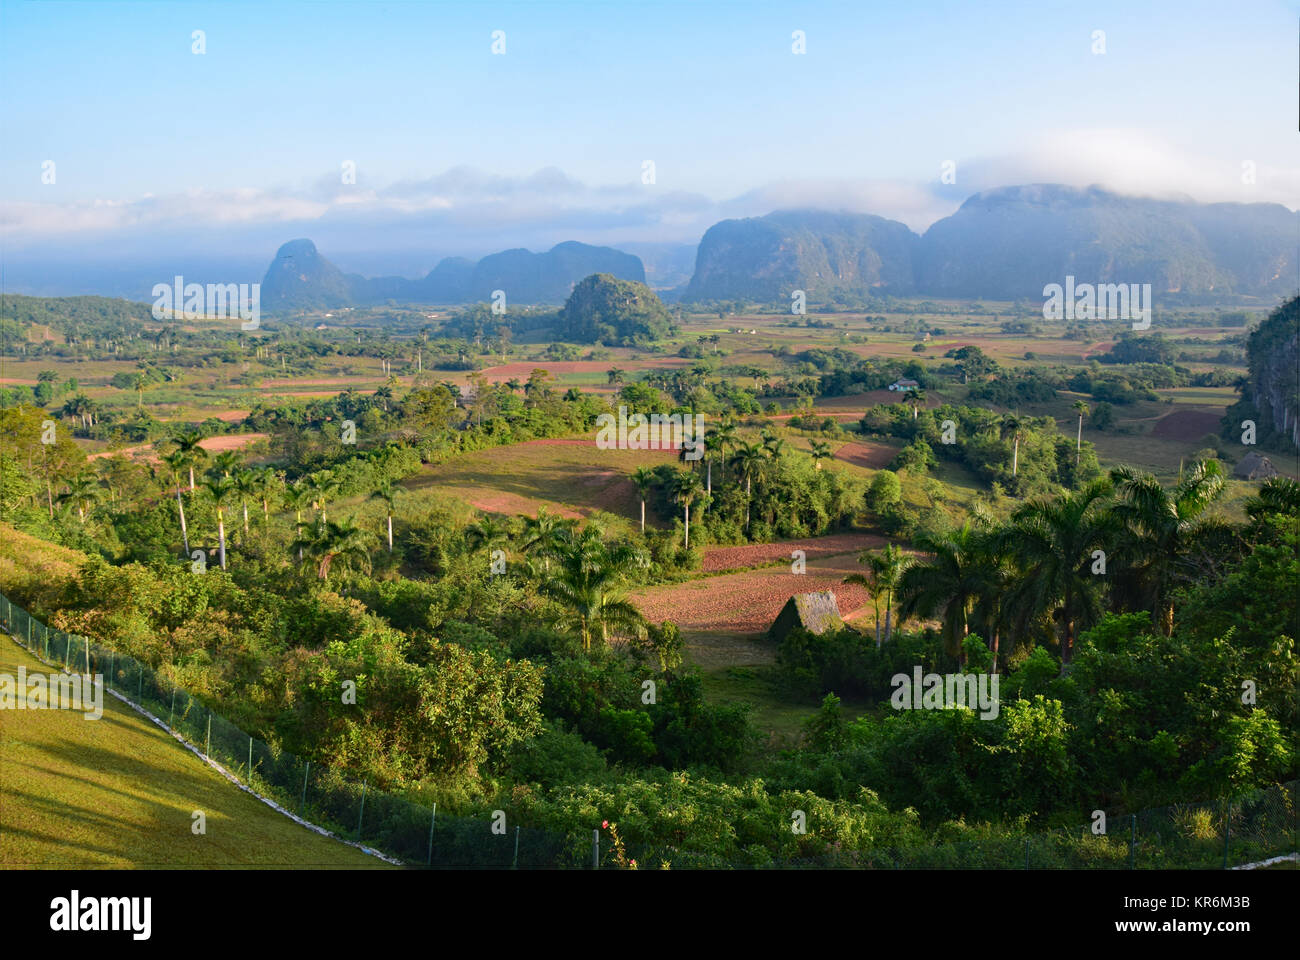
[956,129,1299,210]
[3,134,1294,256]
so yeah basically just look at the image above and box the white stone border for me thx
[1231,852,1298,870]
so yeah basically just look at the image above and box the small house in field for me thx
[1233,451,1279,480]
[888,378,920,392]
[768,591,845,642]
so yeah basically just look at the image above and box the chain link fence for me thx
[0,592,575,867]
[3,592,1295,870]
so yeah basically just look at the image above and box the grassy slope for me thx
[0,637,385,869]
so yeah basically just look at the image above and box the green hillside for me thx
[0,638,387,869]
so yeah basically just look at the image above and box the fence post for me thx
[168,688,176,729]
[1222,800,1232,869]
[136,665,142,701]
[592,829,600,869]
[1024,837,1030,870]
[109,652,115,689]
[247,736,253,781]
[84,637,90,675]
[513,825,520,869]
[205,714,211,757]
[427,802,437,867]
[1128,814,1137,869]
[300,761,311,818]
[356,782,368,841]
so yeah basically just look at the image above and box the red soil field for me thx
[477,358,689,383]
[1151,410,1224,442]
[833,442,897,469]
[631,553,872,636]
[700,533,884,573]
[86,433,268,462]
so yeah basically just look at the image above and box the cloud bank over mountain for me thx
[3,130,1295,299]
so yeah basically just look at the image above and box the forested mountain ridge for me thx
[261,239,645,312]
[688,185,1297,304]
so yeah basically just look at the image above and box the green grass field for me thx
[0,638,387,869]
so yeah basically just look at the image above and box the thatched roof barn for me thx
[768,590,845,642]
[1233,452,1279,480]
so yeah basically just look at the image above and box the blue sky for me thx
[1,0,1296,283]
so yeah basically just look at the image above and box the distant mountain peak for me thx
[260,239,646,312]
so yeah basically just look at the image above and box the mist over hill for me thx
[685,186,1296,305]
[258,184,1298,312]
[914,184,1298,299]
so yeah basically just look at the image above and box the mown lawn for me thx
[0,639,386,869]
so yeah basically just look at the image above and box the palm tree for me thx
[293,517,377,582]
[255,467,280,527]
[966,525,1012,672]
[232,469,259,537]
[607,368,626,387]
[171,430,207,490]
[897,524,991,663]
[283,480,315,564]
[57,474,103,525]
[130,373,147,408]
[733,441,766,531]
[465,514,510,559]
[869,545,908,645]
[210,450,241,480]
[630,466,656,534]
[697,423,714,497]
[713,419,738,471]
[307,469,341,523]
[161,450,191,553]
[538,525,647,652]
[843,544,908,647]
[843,562,881,649]
[1005,478,1118,672]
[1244,476,1300,523]
[1108,460,1226,636]
[809,440,832,470]
[1072,400,1089,467]
[370,482,401,552]
[203,476,234,570]
[908,388,927,420]
[671,470,705,551]
[1000,413,1025,478]
[520,506,572,571]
